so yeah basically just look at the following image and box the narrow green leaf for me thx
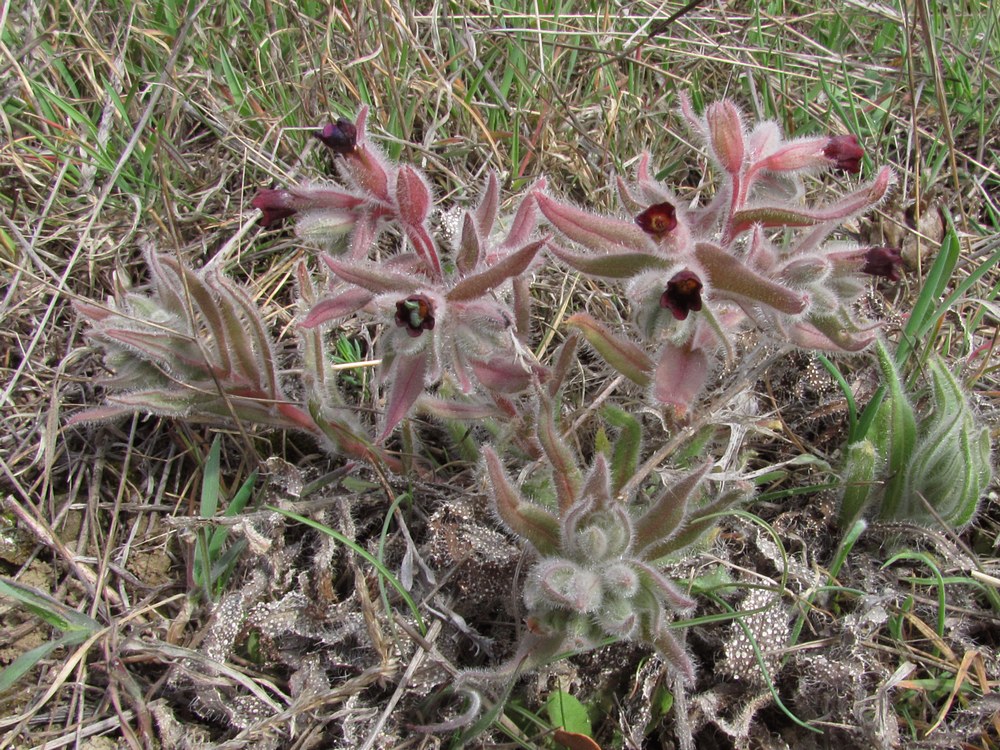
[601,405,642,496]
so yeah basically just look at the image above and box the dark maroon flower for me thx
[635,201,678,238]
[395,295,436,337]
[660,270,703,321]
[251,189,296,227]
[315,118,358,154]
[861,245,903,282]
[823,135,864,174]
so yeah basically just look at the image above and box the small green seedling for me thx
[0,578,102,693]
[192,436,257,601]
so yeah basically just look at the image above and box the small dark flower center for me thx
[251,189,296,227]
[395,295,436,337]
[315,118,358,155]
[823,135,864,174]
[635,201,678,238]
[660,270,703,321]
[861,246,903,282]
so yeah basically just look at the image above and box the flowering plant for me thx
[538,95,899,415]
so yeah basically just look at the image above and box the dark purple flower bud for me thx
[635,201,678,238]
[315,118,358,154]
[251,189,296,227]
[660,270,703,321]
[862,246,903,282]
[394,294,436,337]
[823,134,864,174]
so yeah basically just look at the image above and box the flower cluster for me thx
[536,95,901,416]
[257,108,549,439]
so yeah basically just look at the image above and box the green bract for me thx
[839,340,992,529]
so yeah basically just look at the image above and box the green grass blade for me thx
[0,579,100,633]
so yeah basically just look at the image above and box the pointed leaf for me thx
[447,239,546,302]
[548,244,671,278]
[404,223,443,278]
[729,166,893,235]
[651,486,748,558]
[396,165,432,227]
[456,211,481,276]
[483,446,560,555]
[470,356,543,394]
[474,171,500,233]
[566,313,652,387]
[501,184,543,249]
[601,405,642,496]
[694,243,807,314]
[300,288,373,328]
[157,256,233,375]
[322,255,420,294]
[378,350,428,441]
[650,625,697,685]
[538,390,583,514]
[633,462,710,554]
[536,193,654,254]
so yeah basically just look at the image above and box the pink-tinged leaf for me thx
[321,255,420,294]
[404,223,443,278]
[447,239,546,302]
[706,100,744,175]
[474,171,500,233]
[634,562,697,612]
[483,445,561,555]
[219,274,284,397]
[348,211,379,260]
[354,106,369,140]
[348,145,391,202]
[538,390,582,515]
[616,173,643,213]
[790,316,878,352]
[547,330,580,398]
[470,356,545,393]
[65,405,135,426]
[751,135,829,174]
[396,165,432,227]
[416,394,503,420]
[694,242,807,315]
[300,288,373,328]
[73,300,113,322]
[211,275,268,389]
[308,401,399,470]
[536,193,654,254]
[651,625,697,685]
[288,184,365,211]
[378,350,428,441]
[729,166,894,235]
[652,342,709,417]
[156,256,234,375]
[632,462,711,555]
[566,313,652,387]
[678,91,703,136]
[501,187,542,249]
[547,243,671,278]
[577,453,613,513]
[652,486,749,558]
[456,211,480,276]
